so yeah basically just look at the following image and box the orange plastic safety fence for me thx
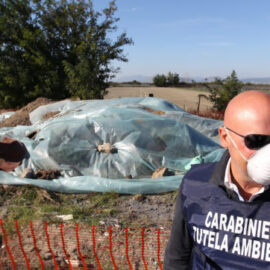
[0,219,15,269]
[125,227,133,270]
[14,220,30,269]
[0,219,170,269]
[76,224,87,270]
[157,228,163,270]
[141,228,148,270]
[44,221,58,269]
[29,220,45,269]
[92,225,102,270]
[108,226,117,270]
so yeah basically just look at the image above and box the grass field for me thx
[105,86,212,112]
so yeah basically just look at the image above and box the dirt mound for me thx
[36,170,62,180]
[0,97,53,128]
[142,106,165,115]
[42,111,60,121]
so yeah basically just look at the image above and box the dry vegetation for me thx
[105,86,213,112]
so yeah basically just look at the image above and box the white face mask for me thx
[225,128,270,185]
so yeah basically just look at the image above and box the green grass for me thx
[1,186,120,225]
[169,190,178,203]
[0,185,176,233]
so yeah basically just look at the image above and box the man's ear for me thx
[219,126,229,148]
[0,158,5,166]
[0,158,5,171]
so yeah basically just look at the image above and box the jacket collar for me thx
[210,149,230,186]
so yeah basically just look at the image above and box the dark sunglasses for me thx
[225,127,270,150]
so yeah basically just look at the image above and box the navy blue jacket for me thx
[164,150,270,269]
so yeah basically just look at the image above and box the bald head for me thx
[224,91,270,134]
[219,90,270,195]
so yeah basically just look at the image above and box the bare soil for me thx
[42,111,60,121]
[105,86,212,111]
[0,97,52,128]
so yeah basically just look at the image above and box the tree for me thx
[153,72,180,87]
[167,72,179,86]
[205,70,243,111]
[153,74,167,87]
[0,0,133,108]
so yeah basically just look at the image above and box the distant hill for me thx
[193,77,270,84]
[113,75,213,83]
[241,77,270,84]
[113,74,270,85]
[113,75,153,83]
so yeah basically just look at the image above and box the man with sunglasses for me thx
[164,90,270,269]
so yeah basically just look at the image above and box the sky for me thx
[92,0,270,81]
